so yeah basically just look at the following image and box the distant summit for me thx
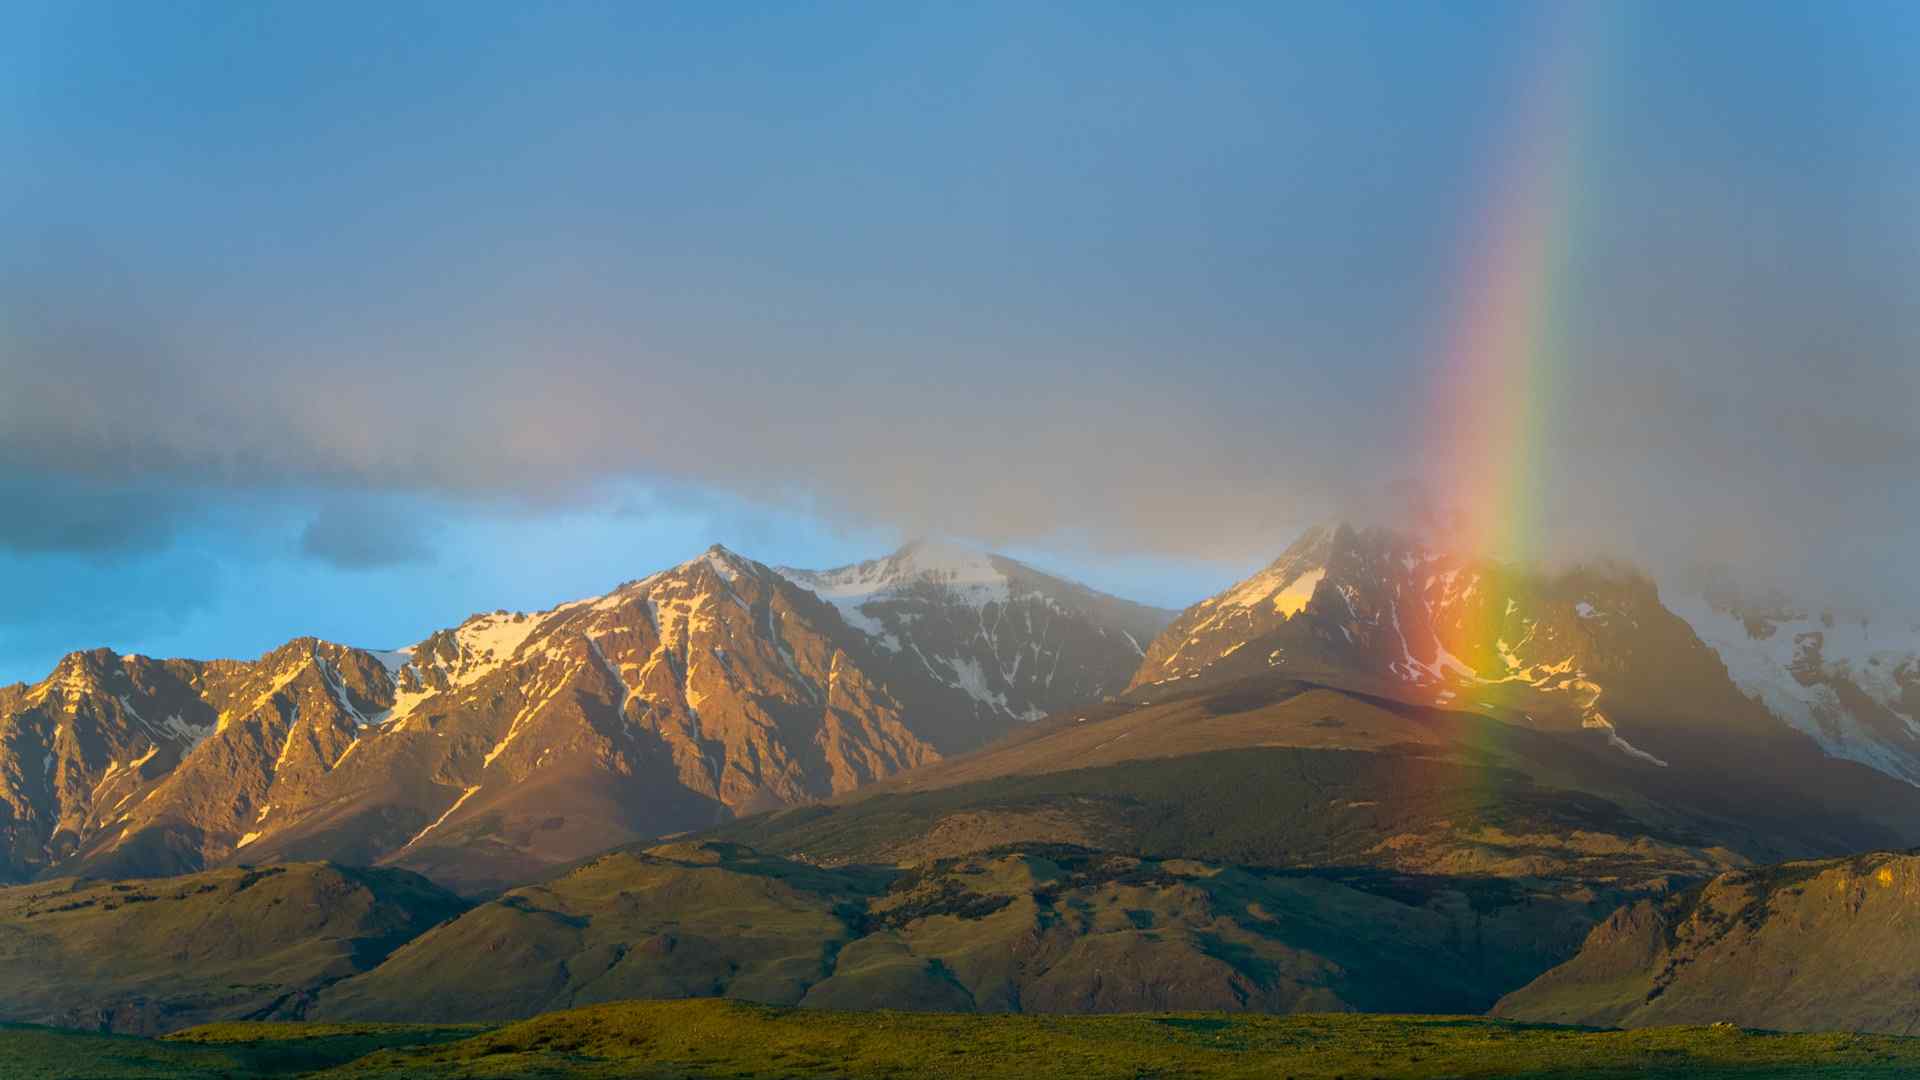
[778,540,1174,748]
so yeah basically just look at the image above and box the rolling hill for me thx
[309,839,1569,1023]
[0,862,465,1034]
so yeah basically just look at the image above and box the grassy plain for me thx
[4,999,1917,1079]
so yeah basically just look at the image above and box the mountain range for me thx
[0,544,1169,892]
[4,523,1920,1034]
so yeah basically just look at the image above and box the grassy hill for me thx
[7,999,1920,1078]
[0,863,467,1034]
[313,842,887,1022]
[309,840,1597,1022]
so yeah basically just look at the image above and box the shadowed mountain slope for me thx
[311,840,1574,1022]
[0,863,466,1035]
[710,669,1920,883]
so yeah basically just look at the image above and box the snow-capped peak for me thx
[778,539,1013,621]
[687,543,751,583]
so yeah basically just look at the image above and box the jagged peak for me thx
[653,542,761,585]
[52,646,123,675]
[24,648,126,701]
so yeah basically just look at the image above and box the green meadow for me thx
[4,999,1917,1079]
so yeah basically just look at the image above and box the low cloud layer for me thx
[3,3,1914,612]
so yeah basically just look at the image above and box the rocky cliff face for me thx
[0,642,375,883]
[0,549,932,889]
[1496,852,1920,1034]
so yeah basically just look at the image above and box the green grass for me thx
[6,1000,1920,1079]
[0,1019,477,1078]
[0,863,468,1035]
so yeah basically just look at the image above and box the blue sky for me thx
[0,481,1257,684]
[2,2,1915,683]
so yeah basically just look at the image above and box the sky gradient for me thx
[3,1,1916,683]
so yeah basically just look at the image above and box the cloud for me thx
[297,502,434,570]
[2,219,1914,613]
[2,2,1914,614]
[0,478,190,557]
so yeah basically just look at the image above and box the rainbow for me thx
[1423,6,1611,568]
[1410,7,1619,715]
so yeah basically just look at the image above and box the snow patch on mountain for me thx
[367,649,412,674]
[455,612,540,667]
[159,713,215,746]
[777,539,1011,648]
[1671,591,1920,783]
[402,785,481,850]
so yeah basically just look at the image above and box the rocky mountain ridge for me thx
[1132,523,1920,787]
[0,543,1167,891]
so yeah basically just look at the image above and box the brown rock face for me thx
[1496,852,1920,1034]
[0,547,1032,891]
[319,546,947,891]
[2,542,1172,892]
[0,642,381,882]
